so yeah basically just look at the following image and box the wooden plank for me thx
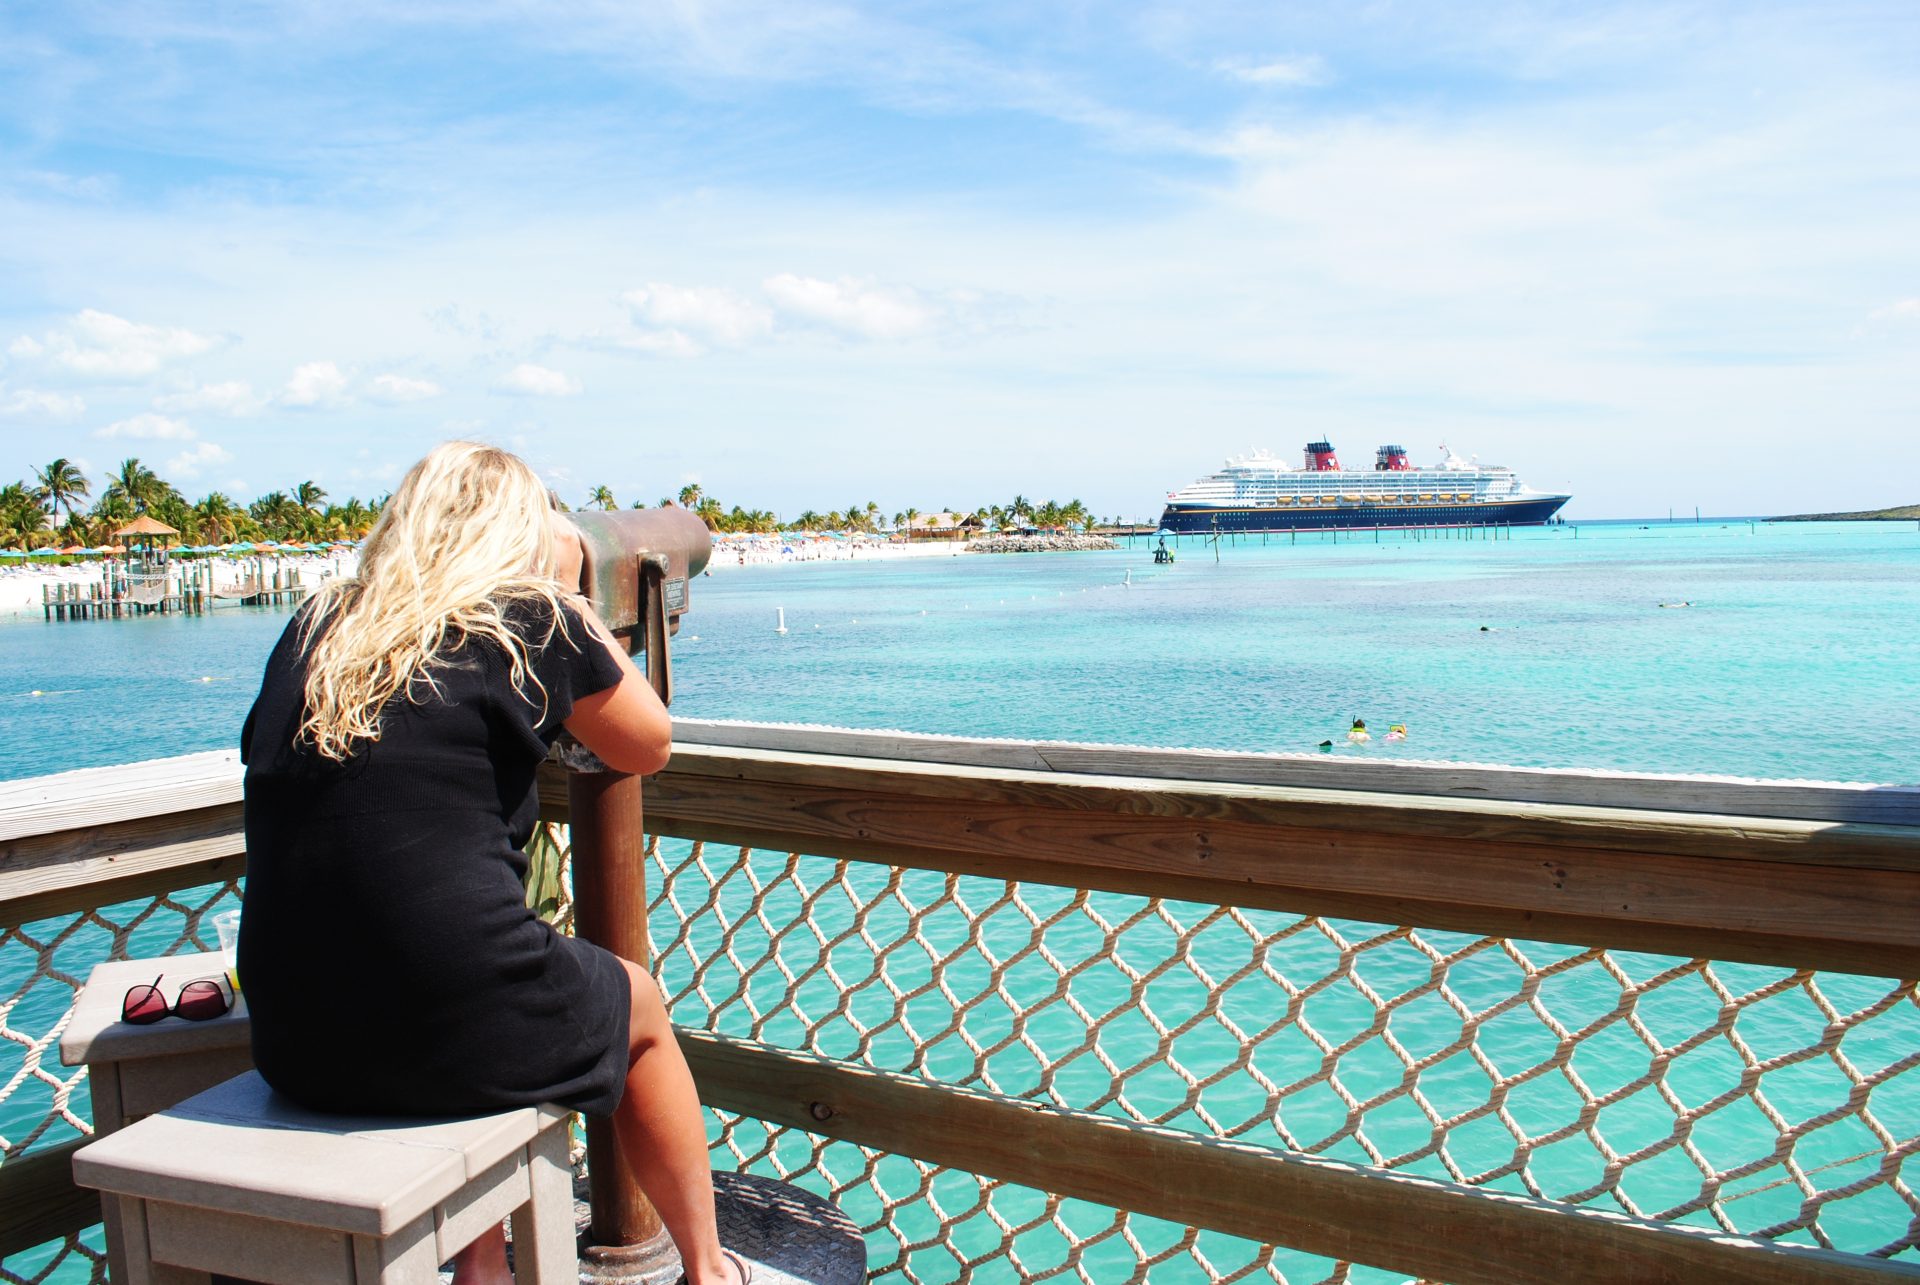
[0,753,240,842]
[0,804,245,930]
[618,752,1920,973]
[645,744,1920,870]
[673,719,1920,826]
[0,1139,99,1258]
[680,1031,1918,1285]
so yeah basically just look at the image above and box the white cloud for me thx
[8,309,217,379]
[94,412,195,441]
[279,360,349,408]
[367,373,442,403]
[763,274,934,340]
[1216,55,1330,87]
[166,441,232,479]
[1870,299,1920,322]
[0,385,86,419]
[154,381,264,416]
[621,283,773,353]
[617,329,706,359]
[495,363,581,397]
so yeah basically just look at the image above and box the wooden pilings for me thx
[39,561,309,621]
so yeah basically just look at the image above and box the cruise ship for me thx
[1158,441,1571,534]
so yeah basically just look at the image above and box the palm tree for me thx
[2,482,47,547]
[586,486,616,511]
[656,496,675,509]
[249,491,304,540]
[327,497,372,538]
[105,458,167,514]
[295,480,328,512]
[677,483,703,509]
[192,493,242,544]
[694,497,723,531]
[36,459,90,524]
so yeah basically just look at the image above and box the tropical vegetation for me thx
[1,458,384,550]
[2,457,1108,550]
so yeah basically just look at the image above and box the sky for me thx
[1,1,1916,520]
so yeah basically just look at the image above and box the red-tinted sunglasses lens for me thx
[122,985,168,1025]
[174,980,229,1021]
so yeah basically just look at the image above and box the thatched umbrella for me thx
[114,514,180,564]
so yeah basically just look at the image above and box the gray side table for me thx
[60,950,253,1283]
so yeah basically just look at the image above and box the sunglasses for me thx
[121,974,231,1025]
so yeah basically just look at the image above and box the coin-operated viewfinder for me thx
[567,508,712,706]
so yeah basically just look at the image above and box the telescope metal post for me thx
[568,765,681,1283]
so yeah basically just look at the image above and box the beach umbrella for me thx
[0,548,24,558]
[28,547,58,556]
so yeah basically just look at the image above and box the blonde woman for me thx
[238,443,750,1285]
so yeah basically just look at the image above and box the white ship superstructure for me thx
[1159,442,1570,532]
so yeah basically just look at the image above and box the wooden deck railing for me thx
[3,724,1917,1283]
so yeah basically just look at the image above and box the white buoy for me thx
[775,607,788,635]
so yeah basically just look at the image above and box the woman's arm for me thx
[548,514,672,775]
[561,599,673,775]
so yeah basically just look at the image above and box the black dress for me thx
[238,596,633,1117]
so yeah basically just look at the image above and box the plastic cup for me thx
[213,909,242,994]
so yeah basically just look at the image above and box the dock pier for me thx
[40,561,310,621]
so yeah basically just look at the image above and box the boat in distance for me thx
[1158,441,1571,534]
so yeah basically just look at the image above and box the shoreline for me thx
[0,537,1115,618]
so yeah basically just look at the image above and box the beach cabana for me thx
[113,515,180,561]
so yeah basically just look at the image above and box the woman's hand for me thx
[548,511,585,593]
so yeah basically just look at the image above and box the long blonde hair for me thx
[299,441,568,760]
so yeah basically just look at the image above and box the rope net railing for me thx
[3,820,1915,1284]
[0,878,243,1285]
[535,825,1916,1280]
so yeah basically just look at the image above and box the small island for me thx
[1768,503,1920,522]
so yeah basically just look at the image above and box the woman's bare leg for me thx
[449,1223,510,1285]
[614,957,739,1285]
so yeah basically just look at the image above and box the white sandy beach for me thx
[0,537,980,619]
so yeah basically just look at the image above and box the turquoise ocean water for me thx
[8,520,1915,783]
[3,519,1917,1279]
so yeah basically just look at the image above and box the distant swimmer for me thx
[1347,718,1370,745]
[1385,724,1408,742]
[1658,601,1693,609]
[1318,740,1334,752]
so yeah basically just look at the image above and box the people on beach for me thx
[237,443,749,1285]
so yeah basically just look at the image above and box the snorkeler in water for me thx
[1347,718,1370,745]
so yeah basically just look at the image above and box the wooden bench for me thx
[71,1070,576,1285]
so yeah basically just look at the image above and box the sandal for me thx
[680,1249,752,1285]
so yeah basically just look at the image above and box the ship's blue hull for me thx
[1158,495,1570,534]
